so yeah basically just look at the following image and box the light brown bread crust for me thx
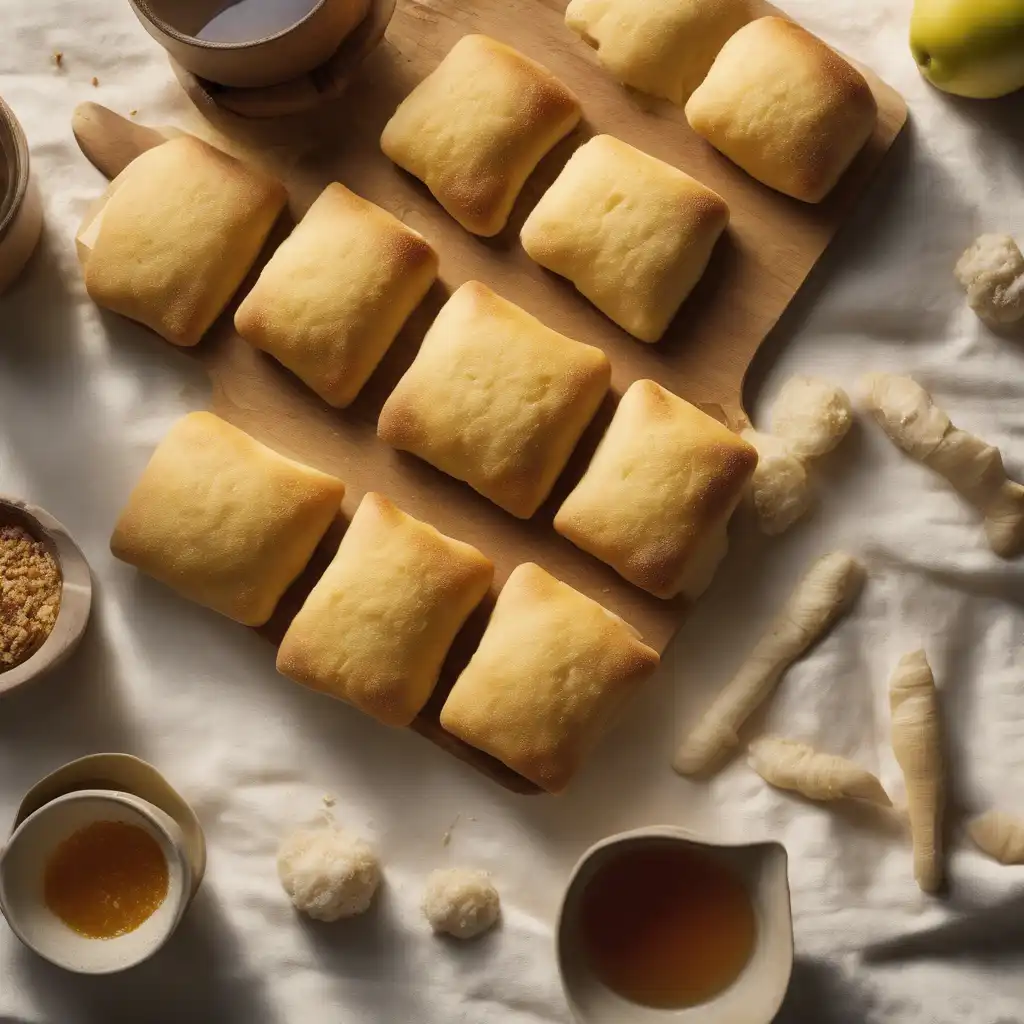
[377,281,611,518]
[439,562,659,793]
[380,34,581,237]
[277,493,493,727]
[110,412,345,626]
[554,379,757,599]
[685,17,877,203]
[234,183,438,408]
[565,0,753,105]
[520,135,729,342]
[84,136,286,346]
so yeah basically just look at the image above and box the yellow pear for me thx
[910,0,1024,98]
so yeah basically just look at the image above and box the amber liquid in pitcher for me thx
[578,843,757,1010]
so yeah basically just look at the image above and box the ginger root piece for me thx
[748,736,891,806]
[771,376,853,459]
[742,429,812,536]
[968,810,1024,865]
[954,234,1024,326]
[889,649,944,894]
[673,551,864,776]
[862,372,1024,557]
[744,376,852,535]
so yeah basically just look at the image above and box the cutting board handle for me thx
[72,103,167,179]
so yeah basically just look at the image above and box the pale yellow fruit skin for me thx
[910,0,1024,99]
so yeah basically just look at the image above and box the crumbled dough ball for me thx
[277,826,381,922]
[742,430,813,535]
[770,376,853,459]
[422,868,500,939]
[954,234,1024,326]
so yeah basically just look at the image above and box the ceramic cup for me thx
[129,0,371,88]
[0,96,43,294]
[557,826,794,1024]
[0,790,192,974]
[0,496,93,697]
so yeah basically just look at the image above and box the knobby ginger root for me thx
[889,649,944,893]
[673,552,864,777]
[742,430,812,536]
[862,373,1024,557]
[954,234,1024,326]
[968,810,1024,865]
[745,377,852,535]
[748,736,891,806]
[771,376,853,460]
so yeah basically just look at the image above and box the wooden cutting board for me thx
[73,0,907,795]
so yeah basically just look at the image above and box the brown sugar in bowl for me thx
[0,497,92,696]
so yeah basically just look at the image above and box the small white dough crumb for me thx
[742,429,813,535]
[277,826,381,922]
[422,868,500,939]
[770,376,853,459]
[955,234,1024,326]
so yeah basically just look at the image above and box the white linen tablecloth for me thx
[3,2,1024,1021]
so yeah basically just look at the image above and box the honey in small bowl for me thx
[578,842,757,1010]
[44,820,169,939]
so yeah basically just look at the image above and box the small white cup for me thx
[0,789,192,974]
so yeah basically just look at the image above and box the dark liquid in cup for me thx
[579,843,757,1009]
[197,0,321,43]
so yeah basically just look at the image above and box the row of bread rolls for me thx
[81,17,879,362]
[379,22,878,342]
[379,34,726,344]
[109,411,660,792]
[564,2,878,203]
[80,133,759,601]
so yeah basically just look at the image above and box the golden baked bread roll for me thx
[377,281,611,518]
[685,17,877,203]
[554,380,757,599]
[83,137,286,346]
[440,563,659,793]
[277,493,493,727]
[565,0,752,104]
[235,183,438,408]
[380,34,581,236]
[110,412,344,626]
[520,135,729,342]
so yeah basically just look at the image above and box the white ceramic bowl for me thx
[0,790,192,974]
[557,827,793,1024]
[0,496,93,696]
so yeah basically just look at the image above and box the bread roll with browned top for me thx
[381,34,581,237]
[555,380,757,599]
[565,0,752,105]
[521,135,729,342]
[378,281,611,518]
[440,563,659,793]
[685,17,877,203]
[110,412,344,626]
[83,137,286,346]
[277,493,493,727]
[235,183,438,408]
